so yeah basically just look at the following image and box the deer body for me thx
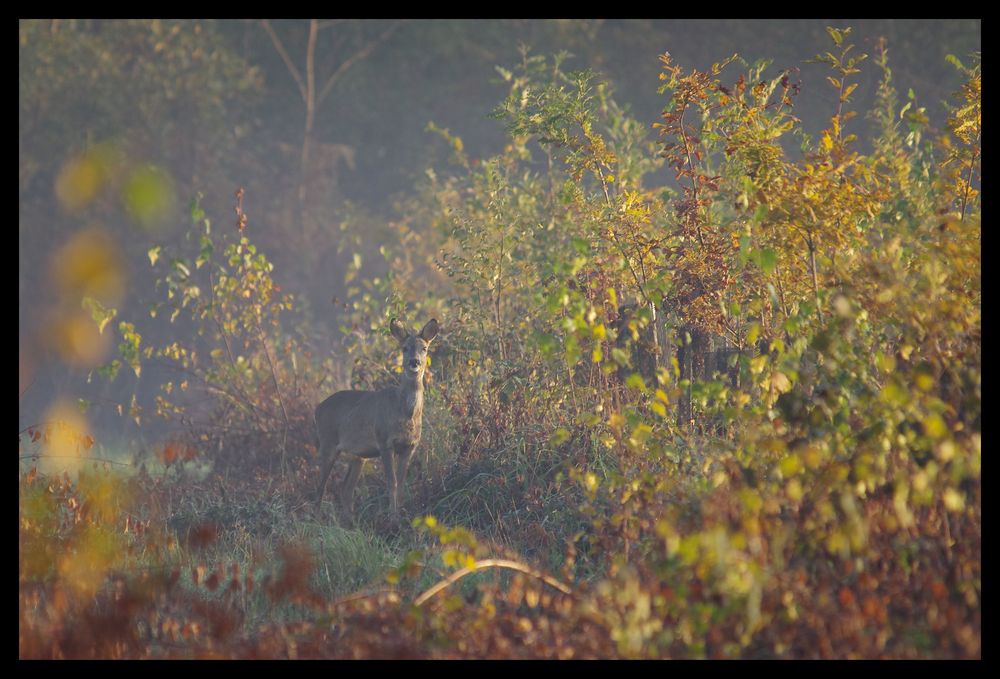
[315,318,438,520]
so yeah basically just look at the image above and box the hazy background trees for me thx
[19,19,980,443]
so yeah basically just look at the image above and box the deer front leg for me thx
[394,444,417,517]
[381,446,399,517]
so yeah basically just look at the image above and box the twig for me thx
[19,373,36,401]
[317,20,408,107]
[260,20,307,103]
[327,588,400,611]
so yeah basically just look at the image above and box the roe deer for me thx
[315,318,439,521]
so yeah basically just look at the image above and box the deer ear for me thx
[419,318,439,342]
[389,318,409,343]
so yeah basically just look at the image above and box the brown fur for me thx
[315,318,439,520]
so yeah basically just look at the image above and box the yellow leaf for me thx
[786,479,803,502]
[771,371,792,394]
[779,455,802,477]
[943,488,965,512]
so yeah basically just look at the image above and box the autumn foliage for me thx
[20,28,979,658]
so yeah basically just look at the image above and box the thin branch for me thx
[208,270,266,427]
[261,20,307,104]
[959,129,980,221]
[306,20,317,115]
[19,373,36,401]
[596,163,654,310]
[20,454,133,467]
[317,20,408,107]
[772,261,791,328]
[413,558,573,607]
[678,108,706,248]
[137,357,266,423]
[20,422,52,436]
[806,232,823,323]
[495,219,505,361]
[254,316,292,473]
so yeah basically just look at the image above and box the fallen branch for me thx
[413,558,572,607]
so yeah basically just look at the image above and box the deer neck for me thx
[398,372,424,419]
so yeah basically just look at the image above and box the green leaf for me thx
[611,347,630,368]
[82,296,117,334]
[629,423,653,446]
[97,359,121,381]
[190,194,206,223]
[625,373,647,392]
[535,333,558,357]
[550,428,571,447]
[750,248,778,276]
[118,321,142,378]
[124,165,175,228]
[195,235,214,269]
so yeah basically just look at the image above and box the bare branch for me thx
[261,20,308,104]
[317,20,408,107]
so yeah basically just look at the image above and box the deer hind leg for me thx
[339,456,365,521]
